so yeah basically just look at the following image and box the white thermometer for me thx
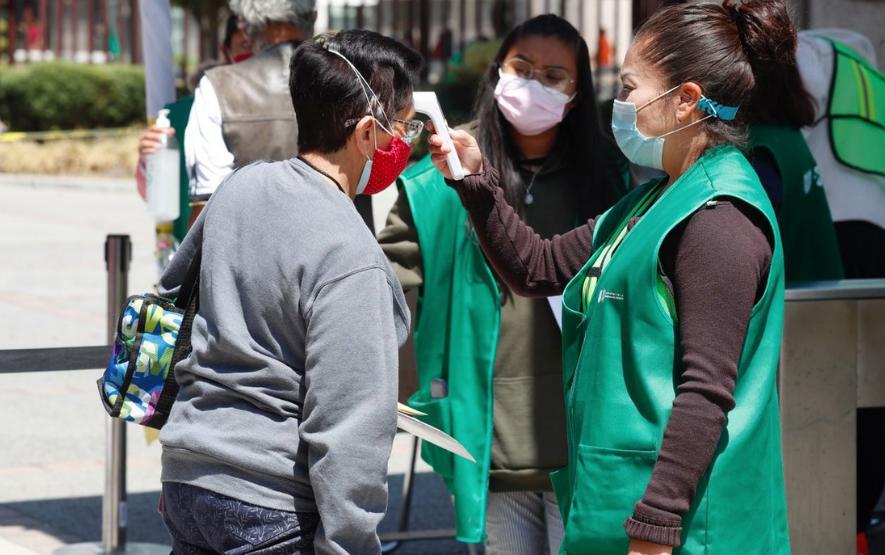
[412,91,466,181]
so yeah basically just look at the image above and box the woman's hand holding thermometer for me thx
[426,121,484,180]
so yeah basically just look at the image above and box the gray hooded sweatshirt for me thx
[158,157,410,554]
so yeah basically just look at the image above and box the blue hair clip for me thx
[697,96,740,121]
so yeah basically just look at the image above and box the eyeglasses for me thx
[392,118,425,143]
[344,116,425,144]
[500,58,576,94]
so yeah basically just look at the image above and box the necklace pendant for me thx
[524,192,534,205]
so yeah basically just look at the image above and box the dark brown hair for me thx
[727,0,817,127]
[474,14,620,216]
[635,0,814,146]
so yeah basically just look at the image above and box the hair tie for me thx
[698,96,740,121]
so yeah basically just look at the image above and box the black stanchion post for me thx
[103,234,131,552]
[55,236,168,555]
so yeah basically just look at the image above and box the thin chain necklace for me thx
[522,158,546,205]
[524,167,542,205]
[297,156,346,195]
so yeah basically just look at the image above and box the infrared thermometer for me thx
[413,91,466,181]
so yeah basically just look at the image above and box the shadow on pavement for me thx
[0,473,475,555]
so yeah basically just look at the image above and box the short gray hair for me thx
[229,0,316,35]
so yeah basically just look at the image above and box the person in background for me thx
[185,0,316,222]
[221,13,253,64]
[596,28,613,68]
[797,29,885,279]
[743,7,843,282]
[379,14,627,554]
[24,6,43,55]
[428,0,793,553]
[798,29,885,547]
[594,28,618,100]
[157,29,420,554]
[136,14,250,248]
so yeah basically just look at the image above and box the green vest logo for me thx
[597,289,625,303]
[803,166,822,195]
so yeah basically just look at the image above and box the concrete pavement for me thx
[0,174,469,554]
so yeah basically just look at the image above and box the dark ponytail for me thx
[634,0,813,147]
[723,0,817,127]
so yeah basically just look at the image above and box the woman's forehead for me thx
[621,42,658,81]
[505,35,577,70]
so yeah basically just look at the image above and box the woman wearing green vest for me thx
[379,15,626,553]
[427,1,792,553]
[741,9,844,281]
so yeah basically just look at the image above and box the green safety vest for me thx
[827,39,885,178]
[750,124,844,282]
[401,156,500,543]
[551,146,790,554]
[400,147,630,542]
[164,96,195,243]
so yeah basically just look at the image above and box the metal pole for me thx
[39,0,49,52]
[398,436,419,531]
[103,235,130,553]
[8,0,17,65]
[73,0,79,57]
[57,236,168,555]
[381,436,420,554]
[131,0,140,64]
[54,0,62,59]
[87,0,94,55]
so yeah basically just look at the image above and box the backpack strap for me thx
[175,243,202,310]
[147,244,202,429]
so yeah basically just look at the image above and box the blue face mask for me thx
[611,85,739,171]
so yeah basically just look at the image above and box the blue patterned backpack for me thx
[97,246,201,429]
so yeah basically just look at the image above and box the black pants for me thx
[161,482,318,555]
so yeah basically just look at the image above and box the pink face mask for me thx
[494,71,576,136]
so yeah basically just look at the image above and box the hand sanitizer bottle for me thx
[146,109,180,223]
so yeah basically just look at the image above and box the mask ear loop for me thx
[657,92,740,138]
[326,47,396,139]
[638,84,735,139]
[636,83,682,112]
[657,113,714,139]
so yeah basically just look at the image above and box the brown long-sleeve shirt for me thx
[447,161,773,547]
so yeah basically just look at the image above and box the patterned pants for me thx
[485,491,564,555]
[161,482,318,555]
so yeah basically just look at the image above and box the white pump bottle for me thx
[145,109,181,223]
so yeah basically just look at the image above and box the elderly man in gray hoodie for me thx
[159,29,423,554]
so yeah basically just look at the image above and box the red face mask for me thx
[356,130,412,196]
[325,47,413,195]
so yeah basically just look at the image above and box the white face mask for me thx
[611,85,714,170]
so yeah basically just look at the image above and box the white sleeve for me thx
[797,33,832,123]
[185,76,235,199]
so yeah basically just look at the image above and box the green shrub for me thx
[459,40,502,78]
[0,62,145,131]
